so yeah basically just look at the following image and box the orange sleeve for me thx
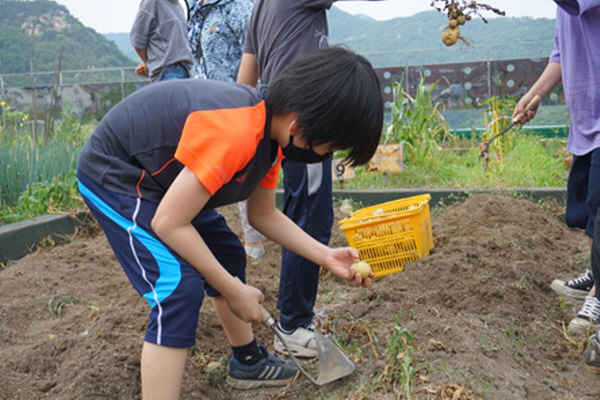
[175,102,267,195]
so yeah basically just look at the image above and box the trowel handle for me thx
[232,276,275,326]
[514,94,542,124]
[259,303,275,326]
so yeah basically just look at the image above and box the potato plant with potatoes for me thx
[431,0,506,46]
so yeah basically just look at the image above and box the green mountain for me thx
[0,0,133,74]
[0,0,556,75]
[327,8,556,67]
[103,33,138,64]
[104,8,556,68]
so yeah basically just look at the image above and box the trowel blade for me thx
[314,331,355,385]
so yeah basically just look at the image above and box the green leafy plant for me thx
[479,92,520,168]
[379,313,426,399]
[0,101,30,141]
[385,77,452,163]
[203,357,229,387]
[476,328,497,360]
[504,323,545,356]
[1,170,82,225]
[48,295,98,317]
[0,104,92,225]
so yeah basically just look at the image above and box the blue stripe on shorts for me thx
[76,169,247,347]
[78,179,180,308]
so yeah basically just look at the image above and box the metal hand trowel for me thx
[259,304,355,385]
[479,94,542,160]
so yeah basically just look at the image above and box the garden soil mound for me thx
[2,194,600,399]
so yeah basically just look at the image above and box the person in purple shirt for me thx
[513,0,600,339]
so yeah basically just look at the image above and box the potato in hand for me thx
[352,260,372,279]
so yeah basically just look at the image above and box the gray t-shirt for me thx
[130,0,193,81]
[243,0,334,84]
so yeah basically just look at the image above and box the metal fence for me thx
[0,67,150,119]
[377,57,564,111]
[0,54,563,122]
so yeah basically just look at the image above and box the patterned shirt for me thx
[187,0,254,82]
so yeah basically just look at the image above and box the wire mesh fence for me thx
[0,44,565,127]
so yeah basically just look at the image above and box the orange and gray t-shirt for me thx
[78,79,281,210]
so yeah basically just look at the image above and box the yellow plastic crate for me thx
[338,194,433,278]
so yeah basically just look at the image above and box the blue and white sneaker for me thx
[226,345,298,389]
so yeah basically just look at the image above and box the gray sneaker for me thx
[274,325,318,358]
[584,327,600,374]
[568,296,600,336]
[273,308,329,359]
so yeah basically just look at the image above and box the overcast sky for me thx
[53,0,557,34]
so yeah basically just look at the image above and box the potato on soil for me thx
[352,260,372,279]
[441,26,460,46]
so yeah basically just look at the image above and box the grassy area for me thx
[338,134,568,190]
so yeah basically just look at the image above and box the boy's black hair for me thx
[266,46,383,167]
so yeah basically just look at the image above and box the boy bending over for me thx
[77,46,383,399]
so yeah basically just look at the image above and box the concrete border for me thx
[327,187,567,208]
[0,210,91,266]
[0,188,567,266]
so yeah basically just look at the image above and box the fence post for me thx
[59,70,63,95]
[486,46,492,99]
[404,61,410,94]
[121,68,125,101]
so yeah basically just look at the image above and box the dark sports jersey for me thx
[78,79,281,210]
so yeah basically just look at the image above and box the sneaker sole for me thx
[226,374,296,390]
[568,318,599,337]
[274,340,317,359]
[551,280,590,300]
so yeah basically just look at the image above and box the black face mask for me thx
[281,135,331,164]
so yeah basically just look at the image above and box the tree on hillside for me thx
[0,0,133,74]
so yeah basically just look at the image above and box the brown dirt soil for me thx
[2,193,600,399]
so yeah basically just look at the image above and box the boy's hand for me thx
[225,278,265,325]
[322,247,373,288]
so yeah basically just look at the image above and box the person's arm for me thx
[237,53,259,86]
[245,185,372,287]
[151,167,265,325]
[130,0,154,77]
[512,61,562,124]
[134,48,149,77]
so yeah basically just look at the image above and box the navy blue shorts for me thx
[566,148,600,238]
[77,170,246,348]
